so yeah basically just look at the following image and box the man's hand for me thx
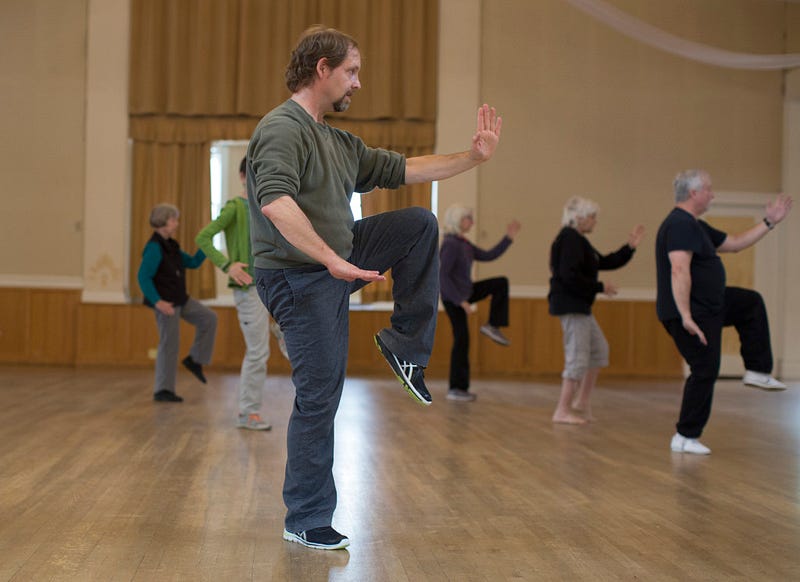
[469,104,502,162]
[682,317,708,346]
[602,281,618,297]
[227,262,253,286]
[765,194,793,226]
[326,256,386,283]
[155,300,175,316]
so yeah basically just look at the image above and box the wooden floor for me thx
[1,366,799,581]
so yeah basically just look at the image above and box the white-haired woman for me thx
[548,196,644,424]
[440,205,521,401]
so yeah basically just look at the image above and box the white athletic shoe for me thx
[670,433,711,455]
[743,370,787,391]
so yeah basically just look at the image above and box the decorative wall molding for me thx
[510,285,655,301]
[0,275,83,289]
[81,290,129,304]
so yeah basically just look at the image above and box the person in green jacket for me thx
[196,157,287,430]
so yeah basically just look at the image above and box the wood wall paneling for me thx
[1,290,682,379]
[0,289,32,362]
[29,290,80,364]
[76,303,133,365]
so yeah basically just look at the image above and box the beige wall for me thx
[473,0,785,292]
[1,0,798,373]
[0,0,789,287]
[0,0,88,281]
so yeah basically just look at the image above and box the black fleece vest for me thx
[147,232,189,307]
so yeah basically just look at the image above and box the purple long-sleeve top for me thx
[439,233,513,304]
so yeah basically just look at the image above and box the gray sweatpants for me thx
[233,286,270,415]
[154,298,217,394]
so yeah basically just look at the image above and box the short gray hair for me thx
[561,196,598,227]
[673,170,708,203]
[149,203,180,228]
[441,205,473,235]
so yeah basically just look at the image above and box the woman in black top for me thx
[548,196,644,424]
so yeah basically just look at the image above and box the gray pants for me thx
[255,207,439,532]
[154,298,217,394]
[233,287,270,415]
[559,313,609,380]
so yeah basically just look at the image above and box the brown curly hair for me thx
[285,25,358,93]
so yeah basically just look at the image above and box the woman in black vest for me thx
[137,204,217,402]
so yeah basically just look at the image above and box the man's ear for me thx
[315,58,329,79]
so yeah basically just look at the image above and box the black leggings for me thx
[442,277,509,391]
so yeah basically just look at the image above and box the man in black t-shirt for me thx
[655,169,792,455]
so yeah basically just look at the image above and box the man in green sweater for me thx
[247,26,502,550]
[196,157,287,431]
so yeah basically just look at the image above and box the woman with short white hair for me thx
[440,205,521,401]
[548,196,644,424]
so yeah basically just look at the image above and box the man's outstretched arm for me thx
[405,104,502,184]
[718,194,793,253]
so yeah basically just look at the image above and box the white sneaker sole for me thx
[744,382,787,391]
[282,529,350,550]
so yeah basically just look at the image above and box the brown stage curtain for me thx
[129,0,438,302]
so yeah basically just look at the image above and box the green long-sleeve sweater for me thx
[195,197,254,289]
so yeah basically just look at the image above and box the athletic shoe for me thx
[283,526,350,550]
[480,324,510,346]
[181,355,207,384]
[374,333,432,405]
[447,389,477,402]
[270,320,289,360]
[153,390,183,402]
[743,370,787,391]
[237,413,271,431]
[670,433,711,455]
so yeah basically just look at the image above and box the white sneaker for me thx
[670,433,711,455]
[743,370,787,391]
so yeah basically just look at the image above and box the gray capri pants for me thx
[559,313,609,380]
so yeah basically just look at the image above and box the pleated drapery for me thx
[129,0,438,301]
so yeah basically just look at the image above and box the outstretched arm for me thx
[718,194,792,253]
[405,104,502,184]
[262,195,385,283]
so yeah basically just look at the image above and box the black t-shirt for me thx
[655,208,727,321]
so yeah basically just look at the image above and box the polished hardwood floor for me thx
[1,364,799,581]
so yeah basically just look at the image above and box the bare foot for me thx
[572,407,596,422]
[552,412,588,425]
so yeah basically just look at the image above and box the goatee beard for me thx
[333,97,350,113]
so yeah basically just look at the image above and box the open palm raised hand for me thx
[469,104,502,162]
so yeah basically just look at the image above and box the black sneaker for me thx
[154,390,183,402]
[282,526,350,550]
[181,356,207,384]
[374,334,432,406]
